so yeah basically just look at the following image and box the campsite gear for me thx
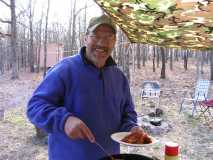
[150,117,162,126]
[93,0,213,50]
[141,81,161,110]
[180,79,210,116]
[95,141,115,160]
[100,153,154,160]
[164,142,180,160]
[198,99,213,124]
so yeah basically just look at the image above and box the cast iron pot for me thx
[99,153,154,160]
[150,117,162,126]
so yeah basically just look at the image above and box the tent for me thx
[94,0,213,50]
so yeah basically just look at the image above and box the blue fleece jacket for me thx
[27,47,138,160]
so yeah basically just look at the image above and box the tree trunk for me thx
[169,48,173,70]
[142,45,146,67]
[210,50,213,80]
[43,0,50,78]
[136,44,141,69]
[201,51,205,74]
[29,0,34,72]
[35,0,50,139]
[0,41,4,74]
[10,0,18,79]
[36,16,43,73]
[160,47,166,79]
[174,49,179,61]
[124,45,130,82]
[117,30,123,67]
[70,0,77,54]
[157,46,160,68]
[152,45,155,72]
[196,51,201,79]
[183,50,188,70]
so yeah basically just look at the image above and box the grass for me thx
[0,107,48,160]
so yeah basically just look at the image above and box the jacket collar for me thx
[80,46,116,68]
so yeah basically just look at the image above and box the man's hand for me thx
[64,116,95,143]
[130,126,144,133]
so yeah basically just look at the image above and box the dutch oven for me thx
[150,117,162,126]
[99,153,156,160]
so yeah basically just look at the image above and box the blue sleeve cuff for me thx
[60,112,72,133]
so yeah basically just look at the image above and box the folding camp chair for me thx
[141,81,161,109]
[180,79,210,116]
[198,99,213,124]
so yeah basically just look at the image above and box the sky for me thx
[0,0,102,29]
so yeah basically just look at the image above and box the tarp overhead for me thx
[94,0,213,50]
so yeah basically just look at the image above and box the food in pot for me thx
[121,132,152,144]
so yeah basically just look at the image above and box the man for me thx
[27,14,143,160]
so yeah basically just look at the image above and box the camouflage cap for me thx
[87,14,116,34]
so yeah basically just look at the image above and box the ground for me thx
[0,59,212,160]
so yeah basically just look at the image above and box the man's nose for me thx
[96,37,110,44]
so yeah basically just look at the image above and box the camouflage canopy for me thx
[94,0,213,50]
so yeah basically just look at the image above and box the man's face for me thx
[85,24,116,68]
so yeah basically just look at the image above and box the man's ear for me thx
[84,35,88,44]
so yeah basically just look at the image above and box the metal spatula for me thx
[95,141,118,160]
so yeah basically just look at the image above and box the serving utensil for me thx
[95,141,120,160]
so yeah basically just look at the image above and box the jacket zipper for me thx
[99,68,105,96]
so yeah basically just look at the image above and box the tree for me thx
[136,44,141,69]
[10,0,18,79]
[142,44,146,67]
[35,13,43,73]
[0,39,4,74]
[183,49,188,70]
[123,44,130,81]
[160,47,166,79]
[169,48,173,71]
[156,46,160,68]
[0,0,19,79]
[28,0,35,72]
[210,50,213,80]
[43,0,50,77]
[152,45,156,72]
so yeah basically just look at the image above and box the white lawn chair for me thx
[179,79,210,116]
[141,81,161,109]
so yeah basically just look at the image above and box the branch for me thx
[0,18,11,24]
[0,31,11,38]
[16,9,27,18]
[75,4,94,16]
[0,0,10,7]
[17,21,30,29]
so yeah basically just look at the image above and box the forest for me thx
[0,0,213,160]
[0,0,213,80]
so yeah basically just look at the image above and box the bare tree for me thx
[117,30,124,67]
[35,13,43,73]
[70,0,77,53]
[34,0,50,139]
[10,0,19,79]
[43,0,50,77]
[0,0,19,79]
[210,50,213,80]
[0,39,4,74]
[183,49,188,70]
[169,48,173,70]
[136,44,141,69]
[156,46,160,68]
[160,47,166,79]
[142,44,146,67]
[151,45,156,72]
[28,0,35,72]
[123,44,130,81]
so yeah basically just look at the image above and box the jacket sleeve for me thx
[27,63,72,134]
[119,76,138,132]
